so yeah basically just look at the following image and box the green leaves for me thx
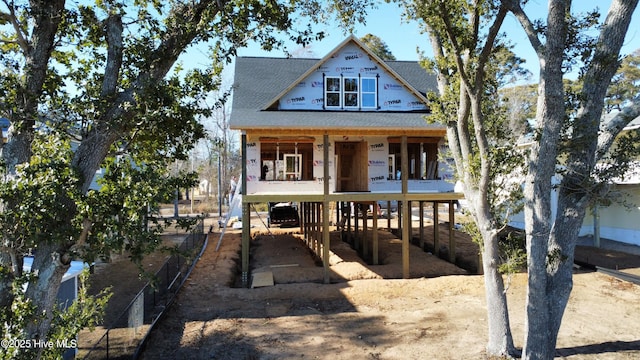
[45,270,111,360]
[0,0,383,352]
[607,49,640,112]
[360,34,396,60]
[0,134,82,250]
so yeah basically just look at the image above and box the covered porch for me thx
[239,134,466,287]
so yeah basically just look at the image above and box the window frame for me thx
[360,77,377,109]
[343,77,359,109]
[324,75,378,110]
[325,76,342,109]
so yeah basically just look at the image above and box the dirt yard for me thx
[134,218,640,360]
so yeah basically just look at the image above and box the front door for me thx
[335,141,368,192]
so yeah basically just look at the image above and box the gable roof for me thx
[262,35,430,111]
[230,37,441,132]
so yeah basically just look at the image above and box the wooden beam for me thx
[387,136,442,144]
[243,128,446,138]
[259,136,316,143]
[243,192,464,204]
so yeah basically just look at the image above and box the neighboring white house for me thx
[509,115,640,247]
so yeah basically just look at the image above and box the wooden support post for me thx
[304,202,309,247]
[241,133,250,287]
[401,135,409,279]
[347,202,352,238]
[408,200,413,243]
[433,202,439,256]
[354,204,360,251]
[402,200,410,278]
[307,202,316,254]
[398,201,402,235]
[373,202,379,265]
[242,202,250,287]
[303,202,308,238]
[323,134,331,284]
[313,203,318,255]
[362,203,369,260]
[386,200,391,229]
[316,203,322,256]
[449,200,456,263]
[419,201,425,250]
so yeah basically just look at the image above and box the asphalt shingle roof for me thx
[230,56,442,131]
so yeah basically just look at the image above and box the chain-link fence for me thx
[79,219,207,359]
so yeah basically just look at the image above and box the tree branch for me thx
[476,5,508,87]
[501,0,544,58]
[101,12,123,98]
[559,0,640,196]
[596,96,640,161]
[73,0,224,193]
[1,0,30,53]
[438,1,472,90]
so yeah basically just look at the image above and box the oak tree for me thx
[0,0,373,358]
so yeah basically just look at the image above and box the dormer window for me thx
[324,76,378,110]
[361,78,377,108]
[326,77,341,107]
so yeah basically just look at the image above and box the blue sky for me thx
[233,0,640,81]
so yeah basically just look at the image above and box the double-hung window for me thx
[324,76,377,109]
[343,78,359,108]
[361,78,377,108]
[325,77,341,107]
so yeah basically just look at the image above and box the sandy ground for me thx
[136,221,640,360]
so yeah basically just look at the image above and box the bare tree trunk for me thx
[521,3,568,357]
[479,224,515,356]
[429,13,516,354]
[469,93,516,356]
[23,243,69,343]
[518,0,639,358]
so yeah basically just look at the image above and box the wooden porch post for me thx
[401,135,410,279]
[354,204,360,251]
[448,200,456,263]
[433,201,439,257]
[419,201,425,250]
[241,133,250,287]
[323,134,331,284]
[373,202,379,265]
[362,203,368,259]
